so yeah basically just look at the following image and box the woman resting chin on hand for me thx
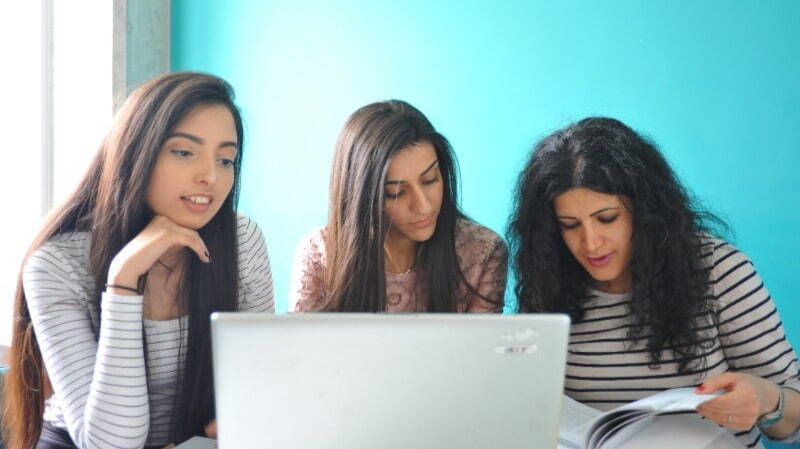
[3,72,274,449]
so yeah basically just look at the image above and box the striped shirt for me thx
[565,238,800,447]
[23,214,274,449]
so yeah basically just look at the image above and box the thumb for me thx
[697,372,737,394]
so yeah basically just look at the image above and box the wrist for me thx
[106,268,143,296]
[107,262,141,290]
[105,283,141,296]
[757,385,785,430]
[761,382,781,416]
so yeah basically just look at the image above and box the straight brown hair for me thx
[324,100,501,312]
[3,72,244,448]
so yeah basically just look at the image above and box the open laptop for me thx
[211,313,570,449]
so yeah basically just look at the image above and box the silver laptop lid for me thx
[211,313,570,449]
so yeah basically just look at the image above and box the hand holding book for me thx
[696,371,782,431]
[558,387,741,449]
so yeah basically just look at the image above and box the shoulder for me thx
[454,218,507,259]
[289,226,328,312]
[24,231,93,294]
[698,235,753,275]
[234,213,273,278]
[699,236,764,305]
[295,226,327,258]
[236,213,267,248]
[292,226,327,270]
[26,232,91,273]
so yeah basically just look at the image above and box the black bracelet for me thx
[105,284,141,295]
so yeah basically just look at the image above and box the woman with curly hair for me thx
[289,100,507,313]
[508,117,799,447]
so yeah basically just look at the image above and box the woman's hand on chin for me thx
[107,215,211,293]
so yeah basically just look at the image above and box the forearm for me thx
[763,387,800,440]
[77,293,150,449]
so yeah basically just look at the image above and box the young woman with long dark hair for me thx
[289,100,506,313]
[2,72,274,449]
[508,117,799,447]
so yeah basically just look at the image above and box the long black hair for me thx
[4,71,243,448]
[508,117,724,372]
[325,100,501,311]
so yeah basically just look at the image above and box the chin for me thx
[172,215,213,230]
[406,228,436,243]
[584,268,617,283]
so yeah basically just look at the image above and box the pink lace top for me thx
[289,219,508,312]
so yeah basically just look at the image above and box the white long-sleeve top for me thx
[23,214,274,449]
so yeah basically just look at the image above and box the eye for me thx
[422,175,440,186]
[385,190,404,199]
[558,220,579,230]
[218,157,236,168]
[598,214,618,224]
[171,148,193,158]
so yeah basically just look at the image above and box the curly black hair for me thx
[508,117,725,372]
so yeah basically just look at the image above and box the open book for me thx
[558,388,743,449]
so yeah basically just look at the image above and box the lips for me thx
[587,253,613,267]
[410,215,434,229]
[181,194,213,213]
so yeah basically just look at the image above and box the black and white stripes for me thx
[24,214,274,449]
[564,238,800,448]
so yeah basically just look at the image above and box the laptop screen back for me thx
[211,313,569,449]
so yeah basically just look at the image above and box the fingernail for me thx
[205,250,211,262]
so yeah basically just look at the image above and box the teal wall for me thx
[172,0,799,374]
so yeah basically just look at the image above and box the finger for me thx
[697,372,738,394]
[697,407,750,431]
[698,390,742,411]
[205,420,217,438]
[150,215,208,255]
[696,406,726,426]
[171,232,210,263]
[698,396,760,430]
[163,221,211,263]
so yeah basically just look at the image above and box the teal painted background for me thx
[173,3,799,443]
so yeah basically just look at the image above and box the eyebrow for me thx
[385,160,439,185]
[556,207,620,219]
[167,132,238,150]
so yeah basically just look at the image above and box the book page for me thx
[618,387,720,413]
[559,395,603,448]
[609,414,742,449]
[593,414,654,449]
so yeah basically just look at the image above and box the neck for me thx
[158,246,185,269]
[594,271,632,294]
[384,231,417,274]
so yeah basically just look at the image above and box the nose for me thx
[195,154,217,186]
[581,223,603,253]
[409,185,433,215]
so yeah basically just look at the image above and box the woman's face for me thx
[383,140,444,246]
[553,188,634,293]
[146,104,238,229]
